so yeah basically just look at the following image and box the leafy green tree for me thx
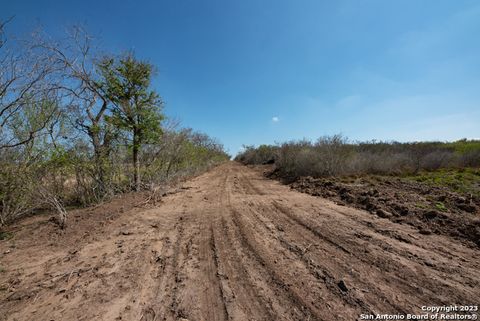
[98,53,164,190]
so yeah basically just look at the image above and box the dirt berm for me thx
[288,174,480,247]
[0,162,478,321]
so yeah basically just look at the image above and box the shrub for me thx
[235,136,480,180]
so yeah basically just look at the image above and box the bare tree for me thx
[0,19,64,149]
[39,26,118,195]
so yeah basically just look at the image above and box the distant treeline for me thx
[0,22,229,226]
[235,135,480,180]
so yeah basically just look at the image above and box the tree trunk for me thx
[90,131,107,193]
[133,131,140,191]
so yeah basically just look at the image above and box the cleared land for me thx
[0,162,478,321]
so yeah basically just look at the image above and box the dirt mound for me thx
[290,175,480,247]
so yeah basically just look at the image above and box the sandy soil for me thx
[0,162,478,321]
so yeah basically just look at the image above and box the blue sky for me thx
[4,0,480,155]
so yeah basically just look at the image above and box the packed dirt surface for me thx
[1,162,478,321]
[289,175,480,247]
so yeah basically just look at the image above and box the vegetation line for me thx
[0,22,229,227]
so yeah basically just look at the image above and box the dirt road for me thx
[1,162,478,321]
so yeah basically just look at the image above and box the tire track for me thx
[242,202,378,315]
[244,171,442,311]
[210,226,230,321]
[232,167,475,312]
[272,201,351,255]
[229,207,322,321]
[304,202,477,278]
[216,215,281,320]
[137,215,187,321]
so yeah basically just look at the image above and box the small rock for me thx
[424,261,435,267]
[120,231,131,236]
[337,280,348,292]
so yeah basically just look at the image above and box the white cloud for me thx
[272,116,279,122]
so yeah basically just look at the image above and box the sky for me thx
[3,0,480,155]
